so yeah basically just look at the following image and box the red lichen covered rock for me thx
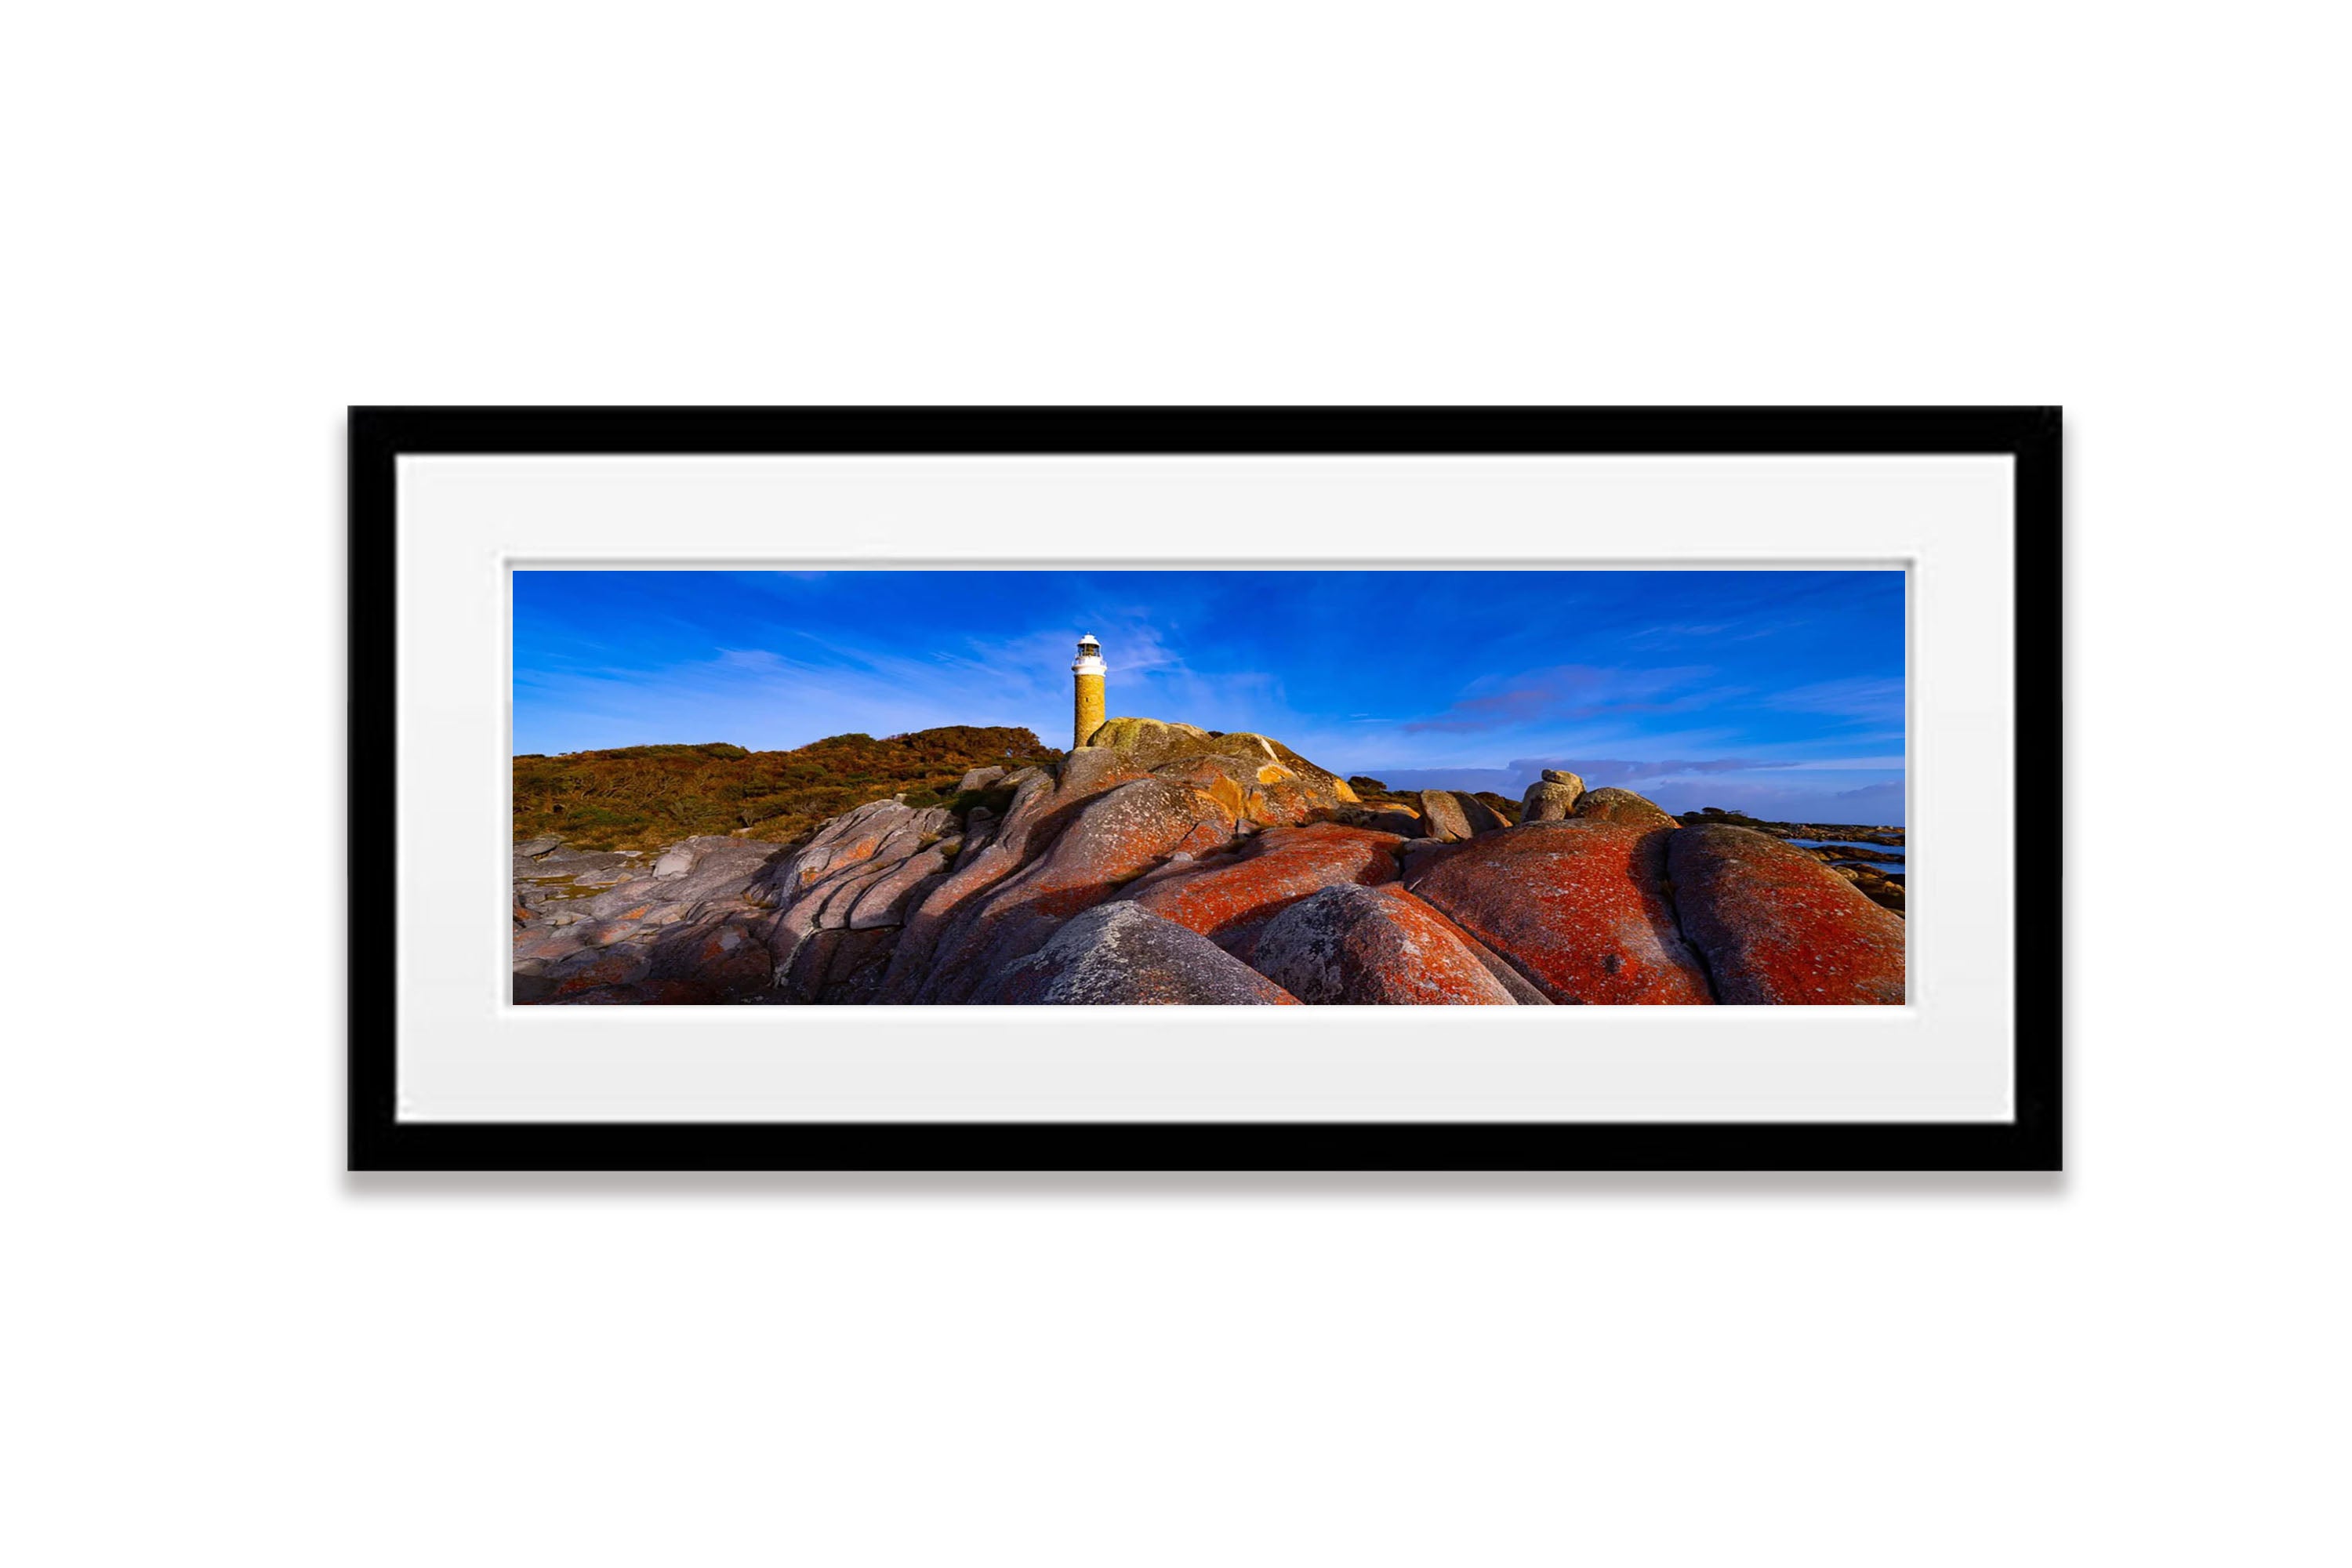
[1250,883,1521,1004]
[1450,927,1559,1004]
[915,776,1240,1002]
[1667,825,1906,1004]
[1052,746,1159,804]
[1122,822,1403,953]
[1405,821,1714,1004]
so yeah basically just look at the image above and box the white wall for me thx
[5,5,2343,1564]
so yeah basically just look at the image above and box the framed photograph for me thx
[350,407,2060,1171]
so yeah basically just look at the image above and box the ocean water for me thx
[1787,837,1904,877]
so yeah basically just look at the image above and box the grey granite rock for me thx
[978,902,1296,1005]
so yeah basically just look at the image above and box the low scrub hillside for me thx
[513,726,1061,851]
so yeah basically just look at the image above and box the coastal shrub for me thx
[510,724,1058,852]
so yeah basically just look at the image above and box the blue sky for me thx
[514,569,1906,822]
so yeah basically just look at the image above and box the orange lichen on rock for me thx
[1405,821,1714,1004]
[1147,757,1250,819]
[1240,777,1320,829]
[1666,825,1906,1004]
[1122,822,1403,947]
[1077,717,1359,812]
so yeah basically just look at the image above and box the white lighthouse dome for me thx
[1072,633,1105,674]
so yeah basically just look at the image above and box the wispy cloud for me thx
[1766,677,1904,727]
[1400,664,1722,735]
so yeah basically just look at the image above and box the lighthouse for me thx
[1071,633,1105,750]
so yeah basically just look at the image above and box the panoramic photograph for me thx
[512,569,1907,1006]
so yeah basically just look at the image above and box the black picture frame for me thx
[350,406,2061,1172]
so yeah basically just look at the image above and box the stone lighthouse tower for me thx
[1071,633,1105,750]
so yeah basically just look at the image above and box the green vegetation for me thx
[514,726,1061,851]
